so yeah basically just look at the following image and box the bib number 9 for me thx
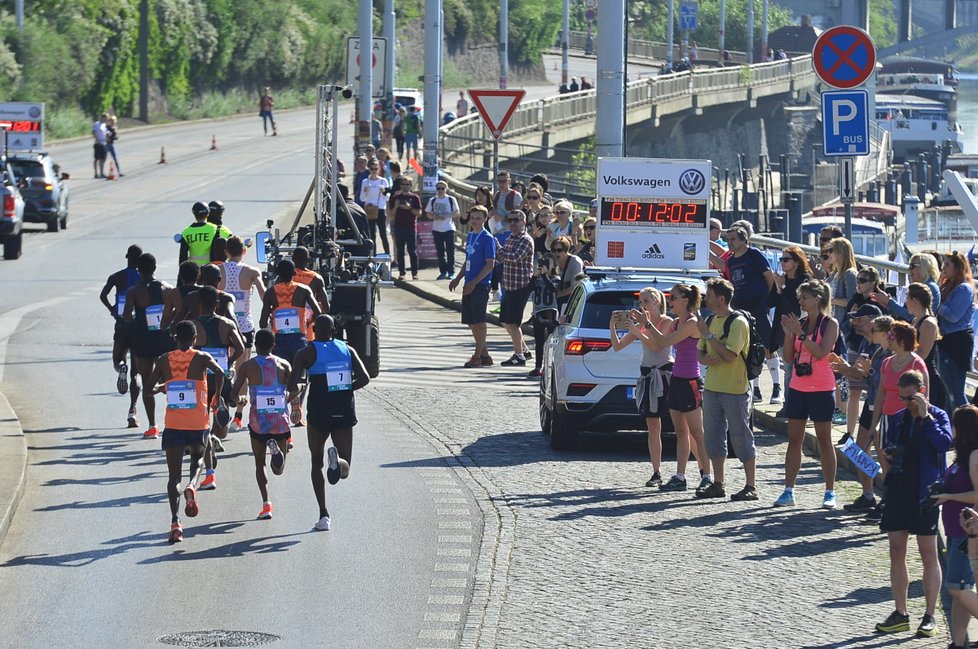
[167,381,197,409]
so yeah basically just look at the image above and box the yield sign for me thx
[468,89,526,140]
[812,26,876,89]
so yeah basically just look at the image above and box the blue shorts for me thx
[273,333,306,363]
[784,388,835,423]
[945,536,976,590]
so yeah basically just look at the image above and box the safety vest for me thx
[182,222,218,265]
[308,340,353,392]
[164,349,210,430]
[271,282,309,338]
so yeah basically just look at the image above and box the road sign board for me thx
[840,158,856,203]
[822,90,870,157]
[812,26,876,89]
[347,37,388,98]
[0,102,44,150]
[679,1,698,30]
[468,89,526,140]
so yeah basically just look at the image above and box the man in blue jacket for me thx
[875,369,952,638]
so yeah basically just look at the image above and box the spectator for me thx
[450,206,496,368]
[937,406,978,649]
[937,251,976,411]
[771,246,813,409]
[724,225,780,404]
[376,147,393,183]
[359,159,391,257]
[611,288,674,487]
[579,76,593,90]
[462,185,493,228]
[588,198,598,223]
[392,106,406,160]
[874,369,950,638]
[826,237,858,425]
[456,91,469,118]
[527,257,559,378]
[403,107,422,160]
[522,184,544,220]
[775,280,840,509]
[643,283,712,492]
[832,312,891,514]
[528,173,552,203]
[552,235,584,315]
[837,266,886,443]
[548,200,580,250]
[361,143,377,163]
[777,48,788,61]
[387,177,421,281]
[92,113,108,178]
[689,42,699,63]
[870,321,931,456]
[907,283,947,412]
[576,218,596,265]
[424,181,459,280]
[496,210,535,366]
[530,205,554,260]
[105,114,122,176]
[695,277,759,502]
[870,253,942,320]
[371,116,382,149]
[569,76,580,92]
[708,218,728,273]
[813,226,844,279]
[352,156,369,207]
[259,87,277,136]
[492,171,523,223]
[722,49,732,63]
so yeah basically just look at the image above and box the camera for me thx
[795,362,812,377]
[884,443,907,475]
[919,480,946,514]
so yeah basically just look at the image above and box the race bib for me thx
[326,362,353,392]
[146,304,164,331]
[230,290,246,318]
[274,308,300,334]
[256,386,286,414]
[116,294,126,317]
[202,347,228,372]
[465,259,471,272]
[167,381,197,409]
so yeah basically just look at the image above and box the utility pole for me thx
[138,0,148,122]
[499,0,509,88]
[596,0,625,157]
[357,0,373,152]
[383,0,395,150]
[761,0,769,61]
[562,0,570,86]
[422,0,442,198]
[746,0,755,64]
[718,0,726,57]
[666,0,675,70]
[15,0,23,30]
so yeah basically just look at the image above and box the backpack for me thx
[708,310,766,381]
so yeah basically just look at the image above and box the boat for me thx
[802,213,894,259]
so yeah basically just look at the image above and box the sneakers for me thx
[844,494,878,512]
[230,415,243,432]
[116,362,129,395]
[168,521,183,544]
[836,432,852,446]
[183,485,199,518]
[773,489,796,507]
[752,386,762,402]
[822,490,838,510]
[199,471,217,491]
[875,610,910,633]
[501,354,526,367]
[659,476,687,492]
[523,350,532,360]
[696,475,714,491]
[644,472,662,488]
[143,426,159,439]
[695,481,726,499]
[287,437,294,451]
[257,502,273,520]
[215,400,231,428]
[480,355,494,367]
[314,515,331,531]
[770,384,782,404]
[915,614,937,638]
[127,407,139,429]
[210,434,225,453]
[326,447,341,485]
[731,485,759,501]
[527,368,543,378]
[267,439,285,474]
[463,354,482,368]
[290,403,304,427]
[865,501,885,521]
[492,289,502,302]
[832,409,847,425]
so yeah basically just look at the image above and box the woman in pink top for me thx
[776,280,840,509]
[870,321,930,469]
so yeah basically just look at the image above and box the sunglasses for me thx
[369,166,379,170]
[555,210,569,215]
[507,217,522,223]
[527,195,540,200]
[821,254,830,260]
[436,187,447,191]
[780,256,794,262]
[900,394,916,403]
[857,277,873,284]
[584,226,595,231]
[819,236,833,243]
[552,247,567,253]
[908,263,919,269]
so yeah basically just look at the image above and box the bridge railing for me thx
[567,31,749,65]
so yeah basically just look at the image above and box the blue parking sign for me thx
[822,90,869,157]
[680,1,698,30]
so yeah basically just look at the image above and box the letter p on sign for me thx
[831,100,857,136]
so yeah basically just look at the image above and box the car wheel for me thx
[46,219,58,233]
[548,372,579,451]
[538,378,552,434]
[3,231,22,259]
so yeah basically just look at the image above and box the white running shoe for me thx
[314,515,331,531]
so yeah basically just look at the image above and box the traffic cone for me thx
[210,134,218,151]
[158,147,167,164]
[105,161,117,180]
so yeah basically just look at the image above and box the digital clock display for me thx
[600,199,708,227]
[0,121,41,133]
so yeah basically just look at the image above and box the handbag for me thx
[364,204,379,221]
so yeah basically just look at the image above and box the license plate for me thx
[626,386,635,400]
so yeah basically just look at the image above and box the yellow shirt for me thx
[698,313,749,394]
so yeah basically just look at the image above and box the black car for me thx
[7,152,69,232]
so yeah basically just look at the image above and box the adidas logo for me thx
[642,243,665,259]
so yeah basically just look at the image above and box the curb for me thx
[0,391,26,546]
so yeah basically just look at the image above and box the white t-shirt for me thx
[359,176,390,208]
[92,121,108,145]
[425,195,458,232]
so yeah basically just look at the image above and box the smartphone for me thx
[611,310,630,326]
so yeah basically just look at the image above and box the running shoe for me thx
[127,407,139,429]
[865,501,885,521]
[215,400,231,428]
[480,355,494,367]
[832,409,847,425]
[500,354,526,367]
[326,447,341,485]
[183,485,199,518]
[314,515,331,531]
[210,435,224,453]
[836,432,852,446]
[199,471,217,491]
[527,368,543,378]
[290,403,304,426]
[773,489,796,507]
[696,475,714,491]
[463,354,482,368]
[822,490,838,510]
[752,386,762,402]
[287,437,294,451]
[644,472,662,488]
[874,610,910,633]
[659,476,687,492]
[168,521,183,544]
[116,362,129,395]
[843,494,878,512]
[915,614,937,638]
[695,481,726,499]
[523,350,532,360]
[268,439,285,474]
[769,384,782,405]
[142,426,159,439]
[230,415,243,432]
[731,485,759,501]
[257,502,273,520]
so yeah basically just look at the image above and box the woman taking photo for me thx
[610,288,674,487]
[937,251,976,411]
[870,321,930,466]
[552,235,584,315]
[771,246,813,403]
[871,253,942,318]
[642,284,711,492]
[906,282,947,412]
[775,280,840,509]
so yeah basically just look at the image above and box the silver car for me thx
[8,152,69,232]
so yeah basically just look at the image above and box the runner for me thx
[99,244,143,427]
[291,247,330,315]
[230,328,292,520]
[207,200,233,240]
[173,263,237,325]
[149,320,225,544]
[192,286,245,491]
[180,202,219,266]
[123,253,176,439]
[289,314,370,531]
[161,261,201,331]
[260,259,322,428]
[220,235,267,429]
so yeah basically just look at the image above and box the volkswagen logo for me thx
[27,106,41,119]
[679,169,706,196]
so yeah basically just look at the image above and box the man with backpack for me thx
[695,277,759,502]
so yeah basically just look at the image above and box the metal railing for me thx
[567,32,749,65]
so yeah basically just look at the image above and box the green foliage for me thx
[869,0,897,48]
[568,135,596,195]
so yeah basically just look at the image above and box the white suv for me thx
[538,269,713,450]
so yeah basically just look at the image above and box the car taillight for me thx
[567,383,597,396]
[565,339,612,355]
[2,195,14,221]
